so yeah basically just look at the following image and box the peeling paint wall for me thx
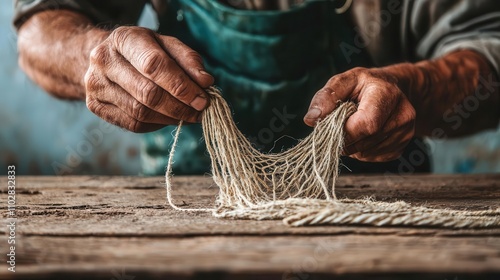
[1,2,499,175]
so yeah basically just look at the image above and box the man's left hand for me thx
[304,67,416,162]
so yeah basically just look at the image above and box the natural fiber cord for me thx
[166,86,500,229]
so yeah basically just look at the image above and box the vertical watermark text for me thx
[6,165,17,273]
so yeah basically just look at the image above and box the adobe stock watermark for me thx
[6,165,17,273]
[385,73,500,180]
[51,120,119,175]
[339,0,402,63]
[248,106,297,150]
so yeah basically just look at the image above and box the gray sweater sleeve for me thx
[409,0,500,77]
[13,0,147,30]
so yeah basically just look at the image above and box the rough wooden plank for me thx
[2,234,500,279]
[1,175,500,279]
[1,175,499,237]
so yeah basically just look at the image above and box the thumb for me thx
[304,73,358,127]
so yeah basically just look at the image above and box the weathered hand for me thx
[84,26,214,133]
[304,67,416,162]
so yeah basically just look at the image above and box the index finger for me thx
[111,27,208,111]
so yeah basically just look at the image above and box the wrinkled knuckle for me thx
[140,50,164,76]
[332,68,365,85]
[112,26,153,50]
[131,100,149,122]
[358,71,372,82]
[111,26,132,45]
[327,74,349,89]
[86,98,101,114]
[84,72,102,93]
[351,67,367,76]
[89,44,110,66]
[169,74,190,98]
[137,80,160,105]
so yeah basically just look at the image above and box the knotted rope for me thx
[166,87,500,229]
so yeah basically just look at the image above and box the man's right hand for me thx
[84,26,214,133]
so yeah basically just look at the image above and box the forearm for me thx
[381,50,500,138]
[17,10,109,100]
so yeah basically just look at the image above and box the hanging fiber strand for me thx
[166,86,500,229]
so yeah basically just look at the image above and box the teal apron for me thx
[140,0,429,175]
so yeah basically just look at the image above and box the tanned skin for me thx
[305,51,500,161]
[18,10,500,162]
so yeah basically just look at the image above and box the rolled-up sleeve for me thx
[409,0,500,78]
[13,0,148,30]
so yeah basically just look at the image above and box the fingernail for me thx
[199,70,211,76]
[305,107,322,119]
[190,95,208,111]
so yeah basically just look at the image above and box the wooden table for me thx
[1,175,500,279]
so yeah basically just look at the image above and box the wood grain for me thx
[1,175,499,279]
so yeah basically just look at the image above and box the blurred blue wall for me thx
[426,132,500,173]
[0,1,499,175]
[0,2,158,175]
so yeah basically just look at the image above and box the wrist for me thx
[378,50,499,137]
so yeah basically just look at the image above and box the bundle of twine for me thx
[166,87,500,228]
